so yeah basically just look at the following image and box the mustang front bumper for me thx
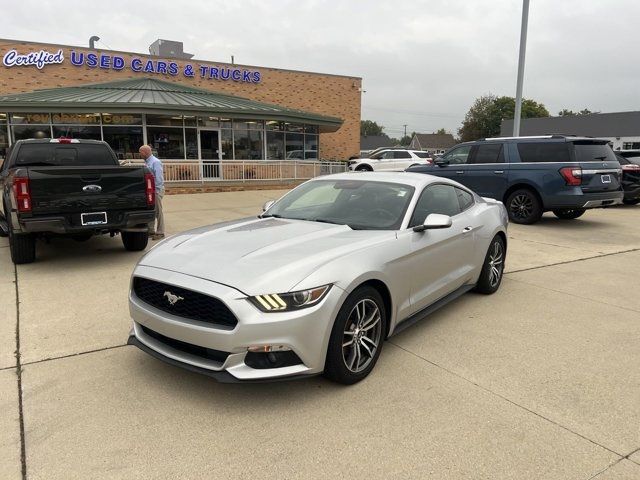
[128,265,345,382]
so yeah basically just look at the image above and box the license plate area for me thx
[81,212,107,226]
[601,174,611,184]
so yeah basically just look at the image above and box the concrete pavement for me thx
[1,192,639,479]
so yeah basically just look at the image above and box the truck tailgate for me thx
[28,166,148,215]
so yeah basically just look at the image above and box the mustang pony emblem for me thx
[163,291,184,306]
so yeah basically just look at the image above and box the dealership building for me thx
[0,38,361,181]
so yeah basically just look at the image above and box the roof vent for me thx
[149,39,194,59]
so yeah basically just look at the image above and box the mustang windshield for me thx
[264,180,415,230]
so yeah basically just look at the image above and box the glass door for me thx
[199,129,221,179]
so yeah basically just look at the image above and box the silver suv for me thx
[349,149,432,172]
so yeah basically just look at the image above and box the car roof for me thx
[312,171,462,189]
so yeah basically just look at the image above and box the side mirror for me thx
[262,200,275,212]
[435,159,449,167]
[413,213,453,232]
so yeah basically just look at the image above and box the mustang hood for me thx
[139,217,393,295]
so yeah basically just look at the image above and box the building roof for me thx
[411,133,456,149]
[0,78,343,130]
[360,135,395,150]
[500,111,640,137]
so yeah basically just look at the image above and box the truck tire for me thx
[552,208,586,220]
[9,227,36,264]
[506,188,543,225]
[121,231,149,251]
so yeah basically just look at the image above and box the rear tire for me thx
[355,165,373,172]
[623,199,640,205]
[474,235,505,294]
[506,189,543,224]
[9,227,36,264]
[324,286,387,385]
[121,231,149,251]
[552,208,586,220]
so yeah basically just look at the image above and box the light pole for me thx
[513,0,530,136]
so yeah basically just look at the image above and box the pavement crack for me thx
[388,340,625,459]
[505,247,640,275]
[20,344,128,368]
[14,264,27,480]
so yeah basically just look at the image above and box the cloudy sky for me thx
[4,0,639,138]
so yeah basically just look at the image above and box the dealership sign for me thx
[2,49,64,69]
[1,48,261,84]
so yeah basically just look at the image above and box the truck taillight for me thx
[559,167,582,186]
[12,176,32,212]
[622,164,640,171]
[144,173,156,206]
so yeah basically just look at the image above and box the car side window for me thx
[394,151,411,159]
[409,184,462,227]
[455,188,475,211]
[379,151,395,160]
[517,142,570,163]
[471,144,504,164]
[442,145,471,165]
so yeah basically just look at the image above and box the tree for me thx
[458,94,549,142]
[435,128,448,135]
[558,108,594,116]
[360,120,385,136]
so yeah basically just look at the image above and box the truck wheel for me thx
[506,189,543,225]
[121,231,149,251]
[9,227,36,264]
[552,208,586,220]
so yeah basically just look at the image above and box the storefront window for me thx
[185,129,198,159]
[266,121,285,131]
[146,114,183,127]
[184,115,197,127]
[101,113,142,126]
[102,126,144,160]
[52,113,100,125]
[285,123,304,133]
[304,125,319,134]
[0,116,8,162]
[304,134,319,160]
[198,116,219,127]
[220,118,232,129]
[12,125,51,141]
[234,120,264,130]
[285,133,304,159]
[147,126,184,159]
[10,113,51,125]
[52,125,101,140]
[234,128,263,160]
[220,129,233,160]
[267,131,284,160]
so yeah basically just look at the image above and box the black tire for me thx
[623,199,640,206]
[355,165,373,172]
[552,208,586,220]
[474,235,505,295]
[506,188,543,224]
[9,227,36,264]
[324,286,387,385]
[121,231,149,251]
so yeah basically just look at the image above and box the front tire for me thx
[506,189,543,224]
[324,286,387,385]
[474,235,505,294]
[121,231,149,251]
[552,208,586,219]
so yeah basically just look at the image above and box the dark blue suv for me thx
[407,136,624,224]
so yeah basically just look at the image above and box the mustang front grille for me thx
[132,277,238,329]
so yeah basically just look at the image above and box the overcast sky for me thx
[4,0,640,138]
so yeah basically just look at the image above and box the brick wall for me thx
[0,39,362,159]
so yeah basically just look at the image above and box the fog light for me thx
[245,350,303,369]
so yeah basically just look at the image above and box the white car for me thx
[349,149,432,172]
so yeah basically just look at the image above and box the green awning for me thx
[0,78,343,130]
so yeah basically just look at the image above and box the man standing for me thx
[139,145,165,240]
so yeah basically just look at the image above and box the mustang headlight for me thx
[248,285,331,312]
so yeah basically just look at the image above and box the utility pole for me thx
[513,0,530,136]
[403,124,407,137]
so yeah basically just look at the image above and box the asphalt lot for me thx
[1,190,639,479]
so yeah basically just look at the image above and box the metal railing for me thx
[121,160,349,183]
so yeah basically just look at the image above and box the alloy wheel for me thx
[342,299,382,373]
[510,194,533,220]
[488,240,504,287]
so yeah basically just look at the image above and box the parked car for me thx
[614,153,640,205]
[407,135,623,224]
[0,138,156,264]
[127,172,508,384]
[349,149,432,172]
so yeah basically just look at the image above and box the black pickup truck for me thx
[0,138,156,264]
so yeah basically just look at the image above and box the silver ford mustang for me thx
[127,172,508,384]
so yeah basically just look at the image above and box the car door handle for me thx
[456,171,464,174]
[494,170,504,174]
[462,226,473,233]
